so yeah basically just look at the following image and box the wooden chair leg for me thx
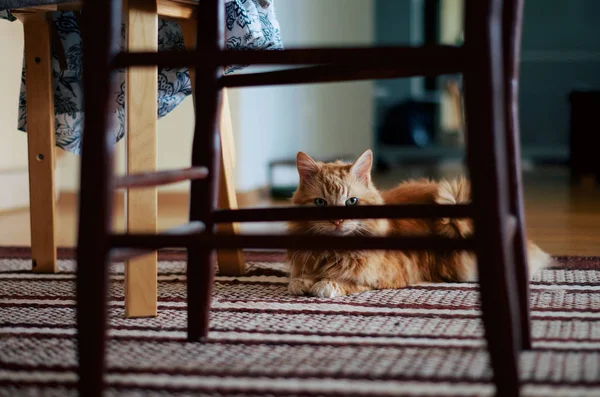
[216,90,246,275]
[186,0,221,342]
[20,13,57,273]
[181,20,245,277]
[464,2,521,396]
[503,0,531,351]
[75,1,118,396]
[124,0,159,318]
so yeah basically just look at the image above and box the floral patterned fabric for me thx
[0,0,282,155]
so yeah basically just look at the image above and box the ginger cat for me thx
[287,149,552,298]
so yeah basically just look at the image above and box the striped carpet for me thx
[1,248,600,397]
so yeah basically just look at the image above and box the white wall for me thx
[0,19,32,212]
[229,0,375,191]
[2,0,375,194]
[0,19,28,172]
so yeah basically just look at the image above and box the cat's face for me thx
[290,150,388,236]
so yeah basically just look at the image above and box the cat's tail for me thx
[434,177,473,238]
[434,177,553,279]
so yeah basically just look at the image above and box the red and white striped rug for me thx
[1,248,600,397]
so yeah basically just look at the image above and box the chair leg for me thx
[21,13,57,273]
[75,1,119,395]
[186,0,222,342]
[186,246,215,342]
[76,212,111,397]
[503,0,531,351]
[124,0,159,318]
[215,90,246,275]
[506,104,531,351]
[464,2,521,396]
[180,20,245,277]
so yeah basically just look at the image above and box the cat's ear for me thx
[350,149,373,184]
[296,151,320,182]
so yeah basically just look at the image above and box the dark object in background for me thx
[423,0,440,92]
[569,91,600,184]
[378,100,437,148]
[268,159,299,200]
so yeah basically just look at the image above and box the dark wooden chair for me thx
[76,0,529,396]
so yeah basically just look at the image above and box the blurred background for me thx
[0,0,599,255]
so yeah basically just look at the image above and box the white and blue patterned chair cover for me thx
[0,0,282,155]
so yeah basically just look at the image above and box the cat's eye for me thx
[345,197,359,206]
[314,198,327,207]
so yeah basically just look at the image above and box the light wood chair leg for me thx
[181,20,245,277]
[21,13,57,273]
[216,90,246,276]
[124,0,158,317]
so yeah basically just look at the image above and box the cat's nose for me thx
[330,219,344,227]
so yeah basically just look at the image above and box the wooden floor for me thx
[0,165,599,257]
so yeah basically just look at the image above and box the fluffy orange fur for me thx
[287,149,552,298]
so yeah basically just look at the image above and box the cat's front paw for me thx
[288,278,315,296]
[310,280,344,298]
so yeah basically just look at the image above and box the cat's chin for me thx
[304,222,377,236]
[320,227,365,237]
[329,229,355,236]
